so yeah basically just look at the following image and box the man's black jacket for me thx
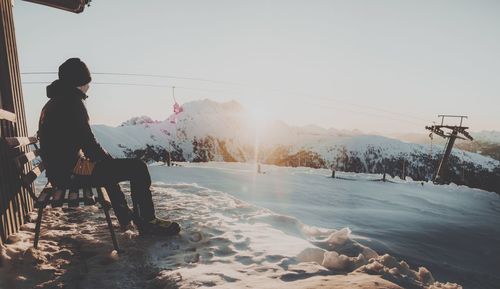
[38,80,109,187]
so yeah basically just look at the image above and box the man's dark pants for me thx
[89,158,156,224]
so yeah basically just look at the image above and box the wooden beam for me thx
[0,108,15,122]
[4,136,38,148]
[14,149,40,169]
[21,162,45,187]
[0,0,32,245]
[22,0,90,13]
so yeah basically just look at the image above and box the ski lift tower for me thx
[425,115,473,184]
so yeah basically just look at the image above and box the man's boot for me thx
[136,216,181,236]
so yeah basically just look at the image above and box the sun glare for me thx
[248,105,272,130]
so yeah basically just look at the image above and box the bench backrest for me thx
[1,109,110,210]
[1,109,44,198]
[0,108,16,123]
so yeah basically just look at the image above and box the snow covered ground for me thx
[147,163,500,289]
[2,162,497,288]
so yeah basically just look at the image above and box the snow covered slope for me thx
[1,163,474,289]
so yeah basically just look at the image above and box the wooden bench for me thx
[0,109,120,251]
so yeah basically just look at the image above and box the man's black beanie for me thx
[58,58,92,87]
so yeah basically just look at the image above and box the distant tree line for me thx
[120,138,500,194]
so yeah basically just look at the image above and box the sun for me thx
[247,104,272,130]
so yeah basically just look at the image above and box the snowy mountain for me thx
[391,130,500,146]
[93,99,254,163]
[93,99,500,193]
[471,130,500,144]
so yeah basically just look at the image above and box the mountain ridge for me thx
[93,99,500,193]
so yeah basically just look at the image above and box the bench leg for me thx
[103,207,120,252]
[33,207,44,249]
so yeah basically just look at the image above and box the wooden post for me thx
[461,162,465,183]
[402,159,406,180]
[165,150,171,166]
[0,0,32,245]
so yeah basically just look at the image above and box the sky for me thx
[12,0,500,135]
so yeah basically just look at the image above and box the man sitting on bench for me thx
[37,58,181,236]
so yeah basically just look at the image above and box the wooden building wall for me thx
[0,0,33,245]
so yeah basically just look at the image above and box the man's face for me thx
[78,83,90,94]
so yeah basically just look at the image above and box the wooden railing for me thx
[0,109,16,123]
[0,0,33,245]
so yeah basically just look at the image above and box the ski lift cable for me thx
[21,81,427,125]
[22,81,172,88]
[21,79,430,125]
[249,86,429,123]
[21,81,244,95]
[21,81,235,93]
[21,71,432,123]
[315,96,429,122]
[302,100,425,126]
[313,98,428,124]
[21,71,244,86]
